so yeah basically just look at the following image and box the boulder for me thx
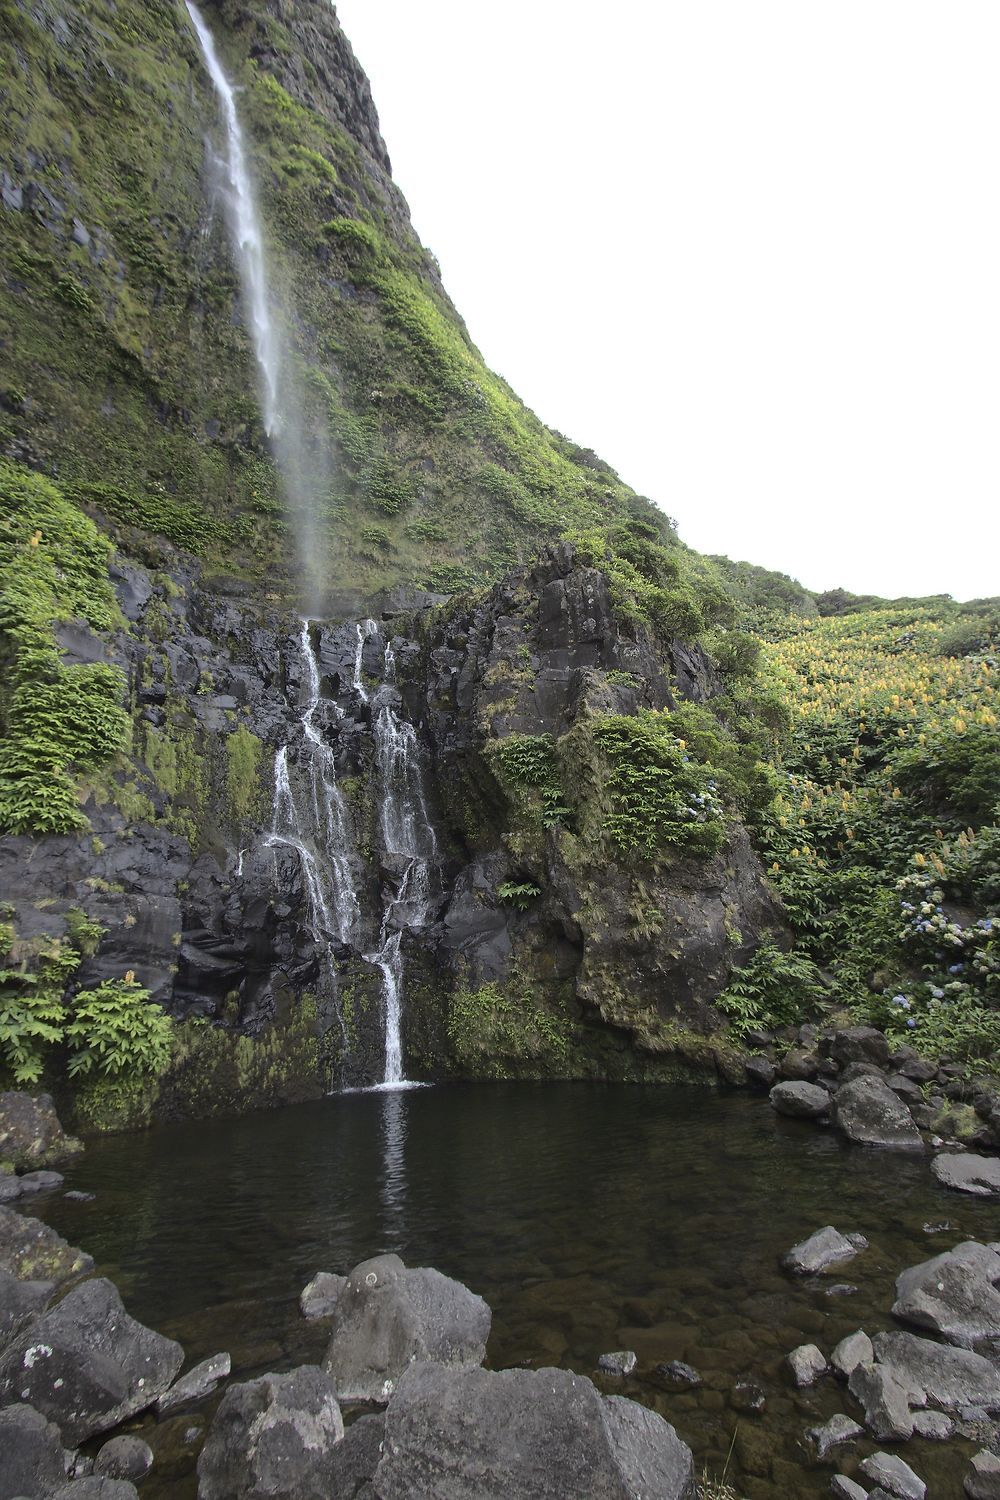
[729,1380,765,1414]
[834,1075,925,1151]
[18,1170,65,1195]
[831,1329,873,1379]
[769,1081,830,1119]
[859,1451,926,1499]
[781,1226,860,1275]
[787,1343,827,1387]
[847,1361,914,1441]
[966,1451,1000,1500]
[780,1048,819,1080]
[0,1205,92,1285]
[911,1409,952,1439]
[744,1055,776,1089]
[0,1267,53,1351]
[872,1330,1000,1411]
[373,1360,696,1499]
[831,1478,867,1500]
[0,1173,22,1204]
[830,1027,891,1068]
[0,1276,183,1442]
[157,1352,231,1415]
[597,1350,636,1377]
[50,1482,139,1500]
[196,1366,344,1500]
[94,1436,155,1482]
[0,1092,83,1171]
[807,1412,863,1460]
[892,1241,1000,1348]
[932,1153,1000,1197]
[0,1402,67,1499]
[328,1413,383,1499]
[300,1272,347,1320]
[323,1254,490,1403]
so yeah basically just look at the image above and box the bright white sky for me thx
[333,0,999,602]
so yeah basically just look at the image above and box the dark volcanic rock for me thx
[323,1253,490,1403]
[892,1242,1000,1349]
[157,1352,231,1414]
[770,1080,830,1118]
[0,1267,54,1351]
[0,1091,83,1171]
[834,1075,925,1151]
[0,1205,92,1285]
[328,1413,384,1498]
[0,1401,67,1499]
[94,1435,155,1481]
[0,1275,183,1442]
[373,1360,696,1499]
[299,1271,347,1320]
[196,1365,344,1500]
[830,1028,891,1068]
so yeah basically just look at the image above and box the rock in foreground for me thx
[0,1401,67,1499]
[323,1254,490,1403]
[834,1075,925,1151]
[0,1204,93,1286]
[0,1091,83,1171]
[769,1080,830,1119]
[892,1241,1000,1349]
[197,1366,343,1500]
[374,1360,695,1499]
[0,1275,183,1442]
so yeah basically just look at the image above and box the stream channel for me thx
[41,1083,999,1497]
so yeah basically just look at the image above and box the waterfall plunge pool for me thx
[40,1083,996,1497]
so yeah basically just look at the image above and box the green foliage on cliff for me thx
[743,604,1000,1058]
[448,980,571,1078]
[0,461,129,833]
[586,714,728,858]
[65,976,173,1078]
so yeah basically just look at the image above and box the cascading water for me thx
[364,623,437,1089]
[185,3,328,613]
[265,621,360,1052]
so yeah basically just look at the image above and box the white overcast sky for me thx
[332,0,999,602]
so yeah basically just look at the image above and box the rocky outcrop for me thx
[374,1360,695,1500]
[834,1075,925,1151]
[0,1276,183,1442]
[322,1254,491,1403]
[196,1366,344,1500]
[0,1206,92,1286]
[0,1093,83,1171]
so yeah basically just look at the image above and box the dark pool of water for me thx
[39,1083,1000,1497]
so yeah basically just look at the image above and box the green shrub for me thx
[65,975,173,1077]
[589,713,727,858]
[716,941,824,1038]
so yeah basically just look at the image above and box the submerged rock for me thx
[892,1241,1000,1348]
[834,1075,925,1151]
[597,1349,637,1377]
[0,1275,183,1442]
[781,1225,861,1275]
[323,1253,490,1403]
[197,1366,344,1500]
[652,1360,702,1389]
[94,1435,155,1482]
[373,1360,695,1499]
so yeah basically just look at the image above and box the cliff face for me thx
[0,0,788,1125]
[0,0,635,605]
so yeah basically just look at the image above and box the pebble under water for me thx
[40,1084,1000,1497]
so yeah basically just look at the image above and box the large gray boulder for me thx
[932,1153,1000,1197]
[0,1402,67,1500]
[197,1366,344,1500]
[847,1361,914,1441]
[873,1331,1000,1411]
[892,1241,1000,1348]
[769,1081,830,1119]
[0,1267,54,1352]
[834,1075,925,1151]
[374,1360,696,1499]
[0,1092,83,1171]
[0,1276,183,1443]
[781,1226,860,1275]
[0,1205,92,1286]
[323,1254,491,1403]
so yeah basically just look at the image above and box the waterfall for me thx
[366,625,437,1089]
[265,621,360,1054]
[185,3,328,613]
[185,3,280,436]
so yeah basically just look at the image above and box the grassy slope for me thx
[0,0,640,602]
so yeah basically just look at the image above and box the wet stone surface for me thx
[33,1084,1000,1499]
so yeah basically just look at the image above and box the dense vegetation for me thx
[719,598,1000,1062]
